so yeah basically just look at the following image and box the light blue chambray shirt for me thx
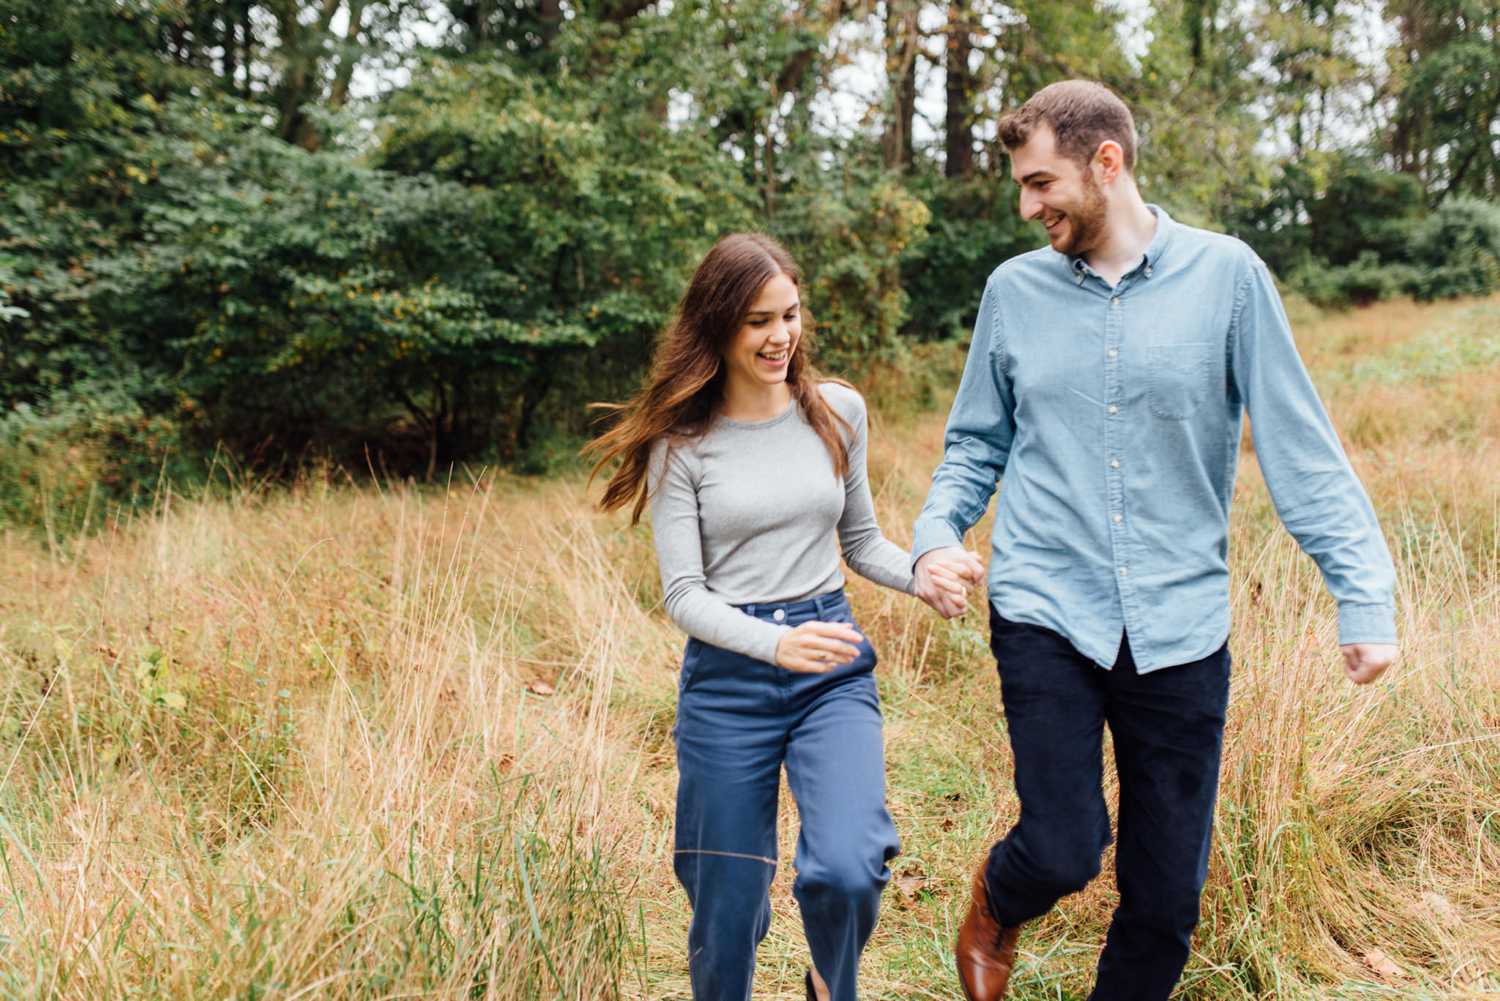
[911,206,1397,673]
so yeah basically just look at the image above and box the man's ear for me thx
[1093,140,1126,185]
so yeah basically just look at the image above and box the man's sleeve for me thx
[1229,253,1397,645]
[911,276,1016,564]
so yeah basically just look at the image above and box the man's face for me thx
[1009,124,1108,257]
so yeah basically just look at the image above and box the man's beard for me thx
[1054,172,1108,257]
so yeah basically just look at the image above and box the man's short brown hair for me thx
[997,80,1137,172]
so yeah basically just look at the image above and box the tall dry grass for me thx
[0,294,1497,999]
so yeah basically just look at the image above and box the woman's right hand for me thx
[775,621,864,673]
[913,547,986,618]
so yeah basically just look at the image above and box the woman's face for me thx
[723,272,801,392]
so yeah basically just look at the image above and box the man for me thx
[910,80,1399,1001]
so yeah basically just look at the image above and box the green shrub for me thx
[0,380,193,536]
[772,165,932,368]
[900,174,1038,342]
[376,59,756,451]
[1292,251,1421,308]
[1284,192,1500,308]
[1406,197,1500,300]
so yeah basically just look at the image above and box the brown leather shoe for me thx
[955,865,1021,1001]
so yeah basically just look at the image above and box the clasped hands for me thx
[912,545,986,619]
[774,545,985,674]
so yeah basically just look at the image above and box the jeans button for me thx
[773,609,785,622]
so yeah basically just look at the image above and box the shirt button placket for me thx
[1104,290,1135,639]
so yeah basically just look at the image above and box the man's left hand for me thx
[1340,643,1397,685]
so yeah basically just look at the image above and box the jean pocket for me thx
[841,614,878,671]
[679,637,701,691]
[1147,342,1214,420]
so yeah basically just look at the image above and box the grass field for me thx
[1,294,1497,999]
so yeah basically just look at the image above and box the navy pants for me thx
[672,590,900,1001]
[984,606,1231,1001]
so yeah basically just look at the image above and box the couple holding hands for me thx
[590,80,1397,1001]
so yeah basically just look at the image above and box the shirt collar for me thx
[1066,203,1174,284]
[1142,203,1173,272]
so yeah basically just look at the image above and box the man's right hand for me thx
[914,547,987,619]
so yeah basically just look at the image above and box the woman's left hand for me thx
[775,621,863,673]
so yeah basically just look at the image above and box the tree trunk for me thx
[220,7,238,91]
[882,1,918,171]
[240,1,255,97]
[763,97,778,216]
[602,0,655,21]
[326,0,371,111]
[944,0,973,178]
[276,0,343,149]
[538,0,563,48]
[515,361,555,455]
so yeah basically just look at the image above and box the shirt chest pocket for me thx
[1147,342,1216,420]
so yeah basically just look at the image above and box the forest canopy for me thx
[3,0,1498,514]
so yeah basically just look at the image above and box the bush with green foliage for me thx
[0,378,191,537]
[1291,252,1420,308]
[1405,197,1500,301]
[376,58,757,455]
[0,0,190,414]
[771,164,932,368]
[900,174,1039,342]
[120,100,561,475]
[5,0,1500,533]
[1237,157,1500,308]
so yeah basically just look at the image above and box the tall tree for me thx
[1254,0,1368,159]
[944,0,975,178]
[269,0,423,150]
[883,0,919,171]
[1384,0,1500,202]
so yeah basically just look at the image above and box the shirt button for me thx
[1113,513,1123,524]
[1110,458,1121,469]
[1107,348,1118,359]
[1108,404,1119,415]
[1119,566,1129,576]
[1111,297,1120,306]
[773,609,785,622]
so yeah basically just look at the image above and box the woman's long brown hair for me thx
[585,233,851,524]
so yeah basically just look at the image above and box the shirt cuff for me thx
[756,624,792,666]
[1337,602,1397,646]
[911,519,965,571]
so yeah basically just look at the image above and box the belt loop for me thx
[742,602,757,617]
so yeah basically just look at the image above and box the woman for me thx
[588,233,975,1001]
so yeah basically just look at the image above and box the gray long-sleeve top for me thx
[647,381,915,663]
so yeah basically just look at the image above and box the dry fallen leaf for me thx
[1421,891,1460,927]
[1361,948,1403,980]
[893,874,928,902]
[526,680,556,696]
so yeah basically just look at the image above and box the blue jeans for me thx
[984,606,1231,1001]
[672,589,900,1001]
